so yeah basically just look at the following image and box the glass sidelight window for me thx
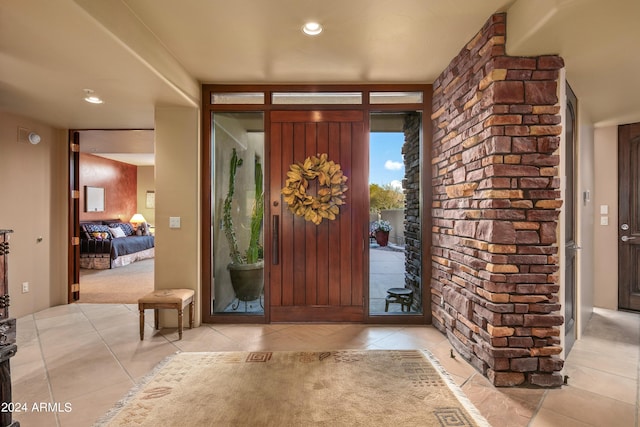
[211,112,265,315]
[369,112,423,316]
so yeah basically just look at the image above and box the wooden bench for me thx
[138,289,194,340]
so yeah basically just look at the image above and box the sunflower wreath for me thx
[281,153,348,225]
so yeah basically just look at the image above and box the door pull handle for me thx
[272,215,279,265]
[621,236,637,242]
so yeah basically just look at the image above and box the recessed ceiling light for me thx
[302,22,323,36]
[83,89,104,104]
[85,96,103,104]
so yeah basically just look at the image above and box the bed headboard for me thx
[79,219,122,225]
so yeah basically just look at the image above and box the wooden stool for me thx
[138,289,194,340]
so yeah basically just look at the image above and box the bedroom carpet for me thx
[78,259,154,304]
[95,350,490,427]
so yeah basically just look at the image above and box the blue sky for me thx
[369,132,404,189]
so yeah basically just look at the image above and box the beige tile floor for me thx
[10,304,640,426]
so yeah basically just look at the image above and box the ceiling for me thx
[79,130,155,166]
[2,0,640,143]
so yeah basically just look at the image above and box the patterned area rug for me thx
[95,350,490,427]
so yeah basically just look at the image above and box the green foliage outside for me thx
[369,183,404,213]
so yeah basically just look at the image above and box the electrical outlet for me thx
[22,282,29,293]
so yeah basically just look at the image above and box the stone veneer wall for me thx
[403,113,421,309]
[430,13,565,387]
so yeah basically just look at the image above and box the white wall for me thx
[577,109,595,333]
[593,125,619,309]
[154,106,201,325]
[0,111,68,317]
[380,209,404,246]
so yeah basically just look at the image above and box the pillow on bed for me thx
[109,226,126,238]
[108,222,135,236]
[84,224,110,234]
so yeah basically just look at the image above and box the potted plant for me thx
[223,148,264,304]
[371,219,392,246]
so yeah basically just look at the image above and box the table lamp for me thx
[130,213,147,235]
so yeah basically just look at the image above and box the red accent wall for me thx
[79,153,137,222]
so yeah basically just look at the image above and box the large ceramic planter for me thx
[228,260,264,301]
[375,230,389,246]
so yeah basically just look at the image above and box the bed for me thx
[80,219,155,269]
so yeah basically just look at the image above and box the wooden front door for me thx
[618,123,640,311]
[268,110,367,322]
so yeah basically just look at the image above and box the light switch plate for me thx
[169,217,181,228]
[600,205,609,215]
[600,216,609,226]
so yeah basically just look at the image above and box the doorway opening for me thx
[69,130,155,304]
[201,85,432,324]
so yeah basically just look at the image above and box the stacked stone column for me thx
[431,13,565,387]
[403,114,421,309]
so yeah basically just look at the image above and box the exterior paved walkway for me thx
[369,244,418,314]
